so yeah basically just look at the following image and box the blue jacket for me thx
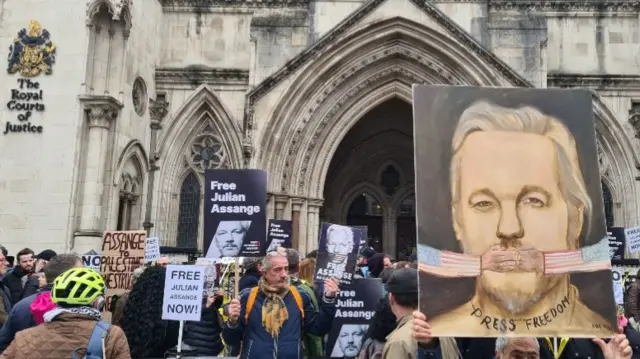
[222,285,336,359]
[0,286,51,353]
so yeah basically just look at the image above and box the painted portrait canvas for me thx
[413,85,617,337]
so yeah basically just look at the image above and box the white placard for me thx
[145,237,161,263]
[82,255,101,273]
[162,265,205,321]
[625,226,640,254]
[612,269,624,305]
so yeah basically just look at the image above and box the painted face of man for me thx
[215,221,247,257]
[456,131,568,313]
[338,325,366,357]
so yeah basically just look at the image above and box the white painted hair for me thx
[451,101,592,246]
[495,337,539,354]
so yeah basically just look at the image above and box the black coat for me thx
[1,268,37,306]
[183,298,224,356]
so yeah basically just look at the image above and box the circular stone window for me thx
[132,77,148,116]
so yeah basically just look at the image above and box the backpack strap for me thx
[244,286,259,323]
[84,320,112,358]
[289,286,304,318]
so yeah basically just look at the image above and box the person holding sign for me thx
[223,251,340,359]
[0,267,131,359]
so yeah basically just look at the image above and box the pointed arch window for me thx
[176,172,201,249]
[116,172,141,231]
[602,181,614,228]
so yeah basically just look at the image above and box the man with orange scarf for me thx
[223,251,339,359]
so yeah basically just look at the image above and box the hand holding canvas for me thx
[412,311,434,345]
[593,330,632,359]
[323,279,339,298]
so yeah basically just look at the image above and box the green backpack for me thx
[291,277,324,357]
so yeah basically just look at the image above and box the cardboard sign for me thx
[162,265,205,321]
[100,230,146,321]
[145,237,161,263]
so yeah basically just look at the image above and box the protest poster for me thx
[414,85,616,337]
[100,230,146,321]
[612,269,624,305]
[607,227,626,260]
[266,219,293,252]
[315,223,364,285]
[145,237,161,263]
[203,169,267,259]
[325,279,383,358]
[82,254,101,273]
[625,226,640,254]
[162,265,205,321]
[195,257,218,296]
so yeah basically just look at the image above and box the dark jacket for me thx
[0,282,12,326]
[222,285,336,359]
[183,297,224,356]
[1,268,37,306]
[238,272,260,293]
[0,285,51,353]
[627,281,640,319]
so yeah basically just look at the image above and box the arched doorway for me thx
[323,98,414,257]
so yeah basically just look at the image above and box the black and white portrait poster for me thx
[266,219,292,252]
[204,169,267,259]
[608,227,626,260]
[325,279,383,358]
[315,223,365,285]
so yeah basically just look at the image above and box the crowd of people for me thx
[0,246,633,358]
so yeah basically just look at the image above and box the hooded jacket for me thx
[0,284,52,353]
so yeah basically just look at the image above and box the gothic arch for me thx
[325,142,411,211]
[592,97,640,227]
[339,182,389,222]
[110,141,147,230]
[391,183,416,210]
[86,0,132,32]
[154,85,242,248]
[157,85,243,169]
[256,17,517,199]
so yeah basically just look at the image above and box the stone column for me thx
[306,199,323,253]
[74,96,123,253]
[274,195,289,220]
[383,209,397,257]
[266,194,276,220]
[291,198,305,250]
[143,97,169,235]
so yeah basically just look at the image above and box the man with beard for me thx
[331,324,366,358]
[326,224,355,265]
[206,221,251,259]
[418,101,612,336]
[223,251,340,359]
[2,249,38,306]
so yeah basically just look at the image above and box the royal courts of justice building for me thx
[1,0,640,258]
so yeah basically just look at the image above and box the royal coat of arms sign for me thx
[7,20,56,77]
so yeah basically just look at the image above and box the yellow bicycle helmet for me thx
[52,267,105,306]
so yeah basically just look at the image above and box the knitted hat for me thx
[36,250,57,262]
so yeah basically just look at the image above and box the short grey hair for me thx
[261,251,288,271]
[451,101,592,247]
[132,266,145,285]
[495,337,539,354]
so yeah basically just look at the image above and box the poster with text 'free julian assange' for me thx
[325,279,383,358]
[204,169,267,260]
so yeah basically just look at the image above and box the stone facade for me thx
[0,0,639,258]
